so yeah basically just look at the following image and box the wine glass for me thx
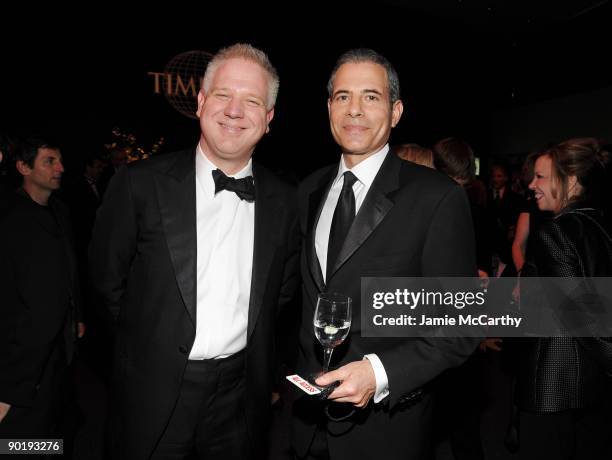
[313,292,352,376]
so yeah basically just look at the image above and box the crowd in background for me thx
[1,129,611,459]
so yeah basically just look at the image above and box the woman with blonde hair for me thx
[518,137,612,459]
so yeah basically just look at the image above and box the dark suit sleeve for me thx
[89,167,138,324]
[421,185,478,277]
[378,185,481,407]
[273,209,302,381]
[277,212,301,312]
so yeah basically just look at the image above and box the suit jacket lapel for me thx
[247,164,282,339]
[306,167,337,293]
[329,152,402,277]
[155,149,197,326]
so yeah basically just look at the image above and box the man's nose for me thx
[225,98,244,118]
[347,98,363,117]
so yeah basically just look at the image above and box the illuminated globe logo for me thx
[163,50,213,119]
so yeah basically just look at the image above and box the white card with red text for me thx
[286,374,321,395]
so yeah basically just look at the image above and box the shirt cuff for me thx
[364,354,389,403]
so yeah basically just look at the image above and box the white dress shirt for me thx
[315,144,390,403]
[188,144,255,360]
[84,175,99,200]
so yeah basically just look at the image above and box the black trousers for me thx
[151,350,248,460]
[0,342,74,459]
[434,352,485,460]
[293,396,435,460]
[0,358,66,437]
[297,426,329,460]
[519,407,612,460]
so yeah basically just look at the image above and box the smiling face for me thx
[196,58,274,173]
[328,62,403,166]
[529,155,562,213]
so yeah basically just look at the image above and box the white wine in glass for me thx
[313,292,352,374]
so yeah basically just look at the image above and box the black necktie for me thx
[327,171,358,281]
[493,190,501,208]
[212,169,256,202]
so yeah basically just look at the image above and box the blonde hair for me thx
[203,43,279,110]
[395,143,434,169]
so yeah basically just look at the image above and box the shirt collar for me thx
[196,144,253,197]
[334,144,389,188]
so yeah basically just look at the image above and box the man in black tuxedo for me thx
[0,139,83,440]
[487,163,521,276]
[89,43,299,460]
[292,49,479,460]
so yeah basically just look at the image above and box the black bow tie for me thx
[212,169,256,202]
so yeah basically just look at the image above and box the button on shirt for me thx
[314,144,390,403]
[188,144,255,360]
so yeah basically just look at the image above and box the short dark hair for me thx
[433,137,475,183]
[85,153,105,168]
[490,162,509,177]
[14,138,60,169]
[327,48,401,105]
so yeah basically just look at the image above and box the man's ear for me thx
[265,107,275,134]
[196,90,206,117]
[391,99,404,128]
[16,160,32,177]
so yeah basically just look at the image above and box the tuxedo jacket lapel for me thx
[329,153,402,278]
[305,167,336,293]
[155,149,197,326]
[247,164,283,339]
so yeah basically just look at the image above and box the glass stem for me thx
[323,347,334,373]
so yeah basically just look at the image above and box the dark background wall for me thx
[492,86,612,156]
[2,1,611,178]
